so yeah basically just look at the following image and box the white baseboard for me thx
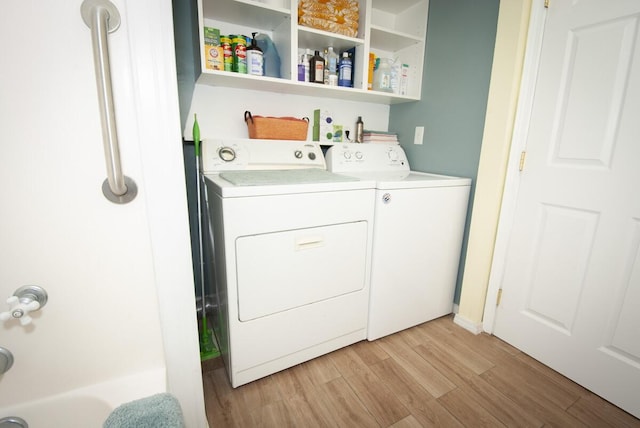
[453,313,484,335]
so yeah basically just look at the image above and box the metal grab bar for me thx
[81,0,137,204]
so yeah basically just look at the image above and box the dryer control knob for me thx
[294,150,303,159]
[343,151,352,159]
[355,151,363,160]
[388,150,399,161]
[218,147,236,162]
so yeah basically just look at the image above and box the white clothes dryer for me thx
[201,138,375,387]
[325,143,471,340]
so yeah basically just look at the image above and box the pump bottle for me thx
[246,32,264,76]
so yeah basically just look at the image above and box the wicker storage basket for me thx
[244,111,309,140]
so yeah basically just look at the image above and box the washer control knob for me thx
[294,150,303,159]
[343,151,352,159]
[355,151,363,160]
[218,147,236,162]
[308,152,316,160]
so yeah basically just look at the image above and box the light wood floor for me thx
[201,315,640,427]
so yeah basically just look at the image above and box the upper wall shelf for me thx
[203,0,292,29]
[196,0,429,104]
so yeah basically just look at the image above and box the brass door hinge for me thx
[544,0,550,8]
[496,289,503,306]
[519,151,527,171]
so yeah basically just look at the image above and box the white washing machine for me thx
[201,138,375,387]
[325,143,471,341]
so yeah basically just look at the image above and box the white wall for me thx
[184,85,390,141]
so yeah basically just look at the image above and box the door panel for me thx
[523,204,598,335]
[235,221,368,321]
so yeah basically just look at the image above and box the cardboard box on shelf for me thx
[298,0,359,38]
[204,27,223,71]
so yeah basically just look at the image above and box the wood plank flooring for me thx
[201,315,640,427]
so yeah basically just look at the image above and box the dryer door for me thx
[235,221,368,321]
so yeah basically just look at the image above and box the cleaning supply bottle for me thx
[303,50,311,82]
[255,33,281,78]
[323,48,330,84]
[326,46,339,86]
[246,32,264,76]
[355,116,364,143]
[230,34,247,73]
[310,50,325,84]
[298,55,305,81]
[338,52,352,87]
[373,57,393,92]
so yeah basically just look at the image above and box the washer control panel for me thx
[325,143,410,173]
[201,138,325,172]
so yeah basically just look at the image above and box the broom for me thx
[193,114,218,360]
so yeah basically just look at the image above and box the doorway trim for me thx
[481,1,548,333]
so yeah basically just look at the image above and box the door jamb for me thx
[482,1,549,333]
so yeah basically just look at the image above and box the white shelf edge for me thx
[297,26,364,44]
[233,0,291,14]
[196,70,420,104]
[203,0,291,30]
[370,25,423,43]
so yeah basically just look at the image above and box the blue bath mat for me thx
[103,393,185,428]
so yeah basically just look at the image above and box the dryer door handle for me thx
[294,236,324,250]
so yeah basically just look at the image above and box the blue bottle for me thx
[338,52,352,87]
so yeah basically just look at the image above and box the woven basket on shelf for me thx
[244,111,309,140]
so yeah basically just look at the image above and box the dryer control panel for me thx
[325,143,410,173]
[201,138,326,172]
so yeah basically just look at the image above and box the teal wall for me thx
[172,0,204,301]
[389,0,500,303]
[172,0,200,129]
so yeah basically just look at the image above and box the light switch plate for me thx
[414,126,424,145]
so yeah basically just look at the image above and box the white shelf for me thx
[197,70,419,104]
[197,0,428,103]
[203,0,291,30]
[370,25,422,53]
[297,26,364,52]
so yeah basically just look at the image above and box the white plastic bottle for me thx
[373,57,393,92]
[338,52,352,87]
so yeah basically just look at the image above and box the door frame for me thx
[482,1,548,333]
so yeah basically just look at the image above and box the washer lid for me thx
[338,170,472,189]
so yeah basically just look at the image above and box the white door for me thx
[493,0,640,418]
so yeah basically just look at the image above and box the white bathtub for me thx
[0,368,166,428]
